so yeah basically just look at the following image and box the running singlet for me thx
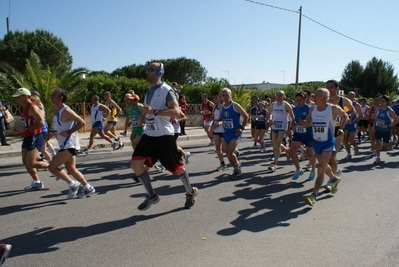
[250,105,258,122]
[127,104,143,128]
[271,102,288,130]
[311,104,335,142]
[91,104,104,124]
[52,106,80,150]
[201,101,213,120]
[375,107,393,132]
[213,105,225,133]
[255,109,267,126]
[106,102,118,122]
[293,105,311,135]
[21,102,42,138]
[369,105,377,125]
[221,101,241,133]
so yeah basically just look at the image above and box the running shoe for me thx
[304,194,316,206]
[0,244,12,267]
[260,147,266,153]
[324,180,333,192]
[268,163,277,172]
[208,139,214,146]
[330,177,341,194]
[154,165,166,172]
[354,146,360,155]
[111,141,117,151]
[344,154,352,160]
[230,167,242,180]
[115,137,120,142]
[292,169,304,180]
[24,181,44,191]
[308,171,316,181]
[304,164,312,172]
[120,131,127,136]
[370,150,376,158]
[250,145,258,149]
[339,145,345,152]
[78,186,96,199]
[216,164,228,171]
[335,168,342,177]
[68,181,81,199]
[184,187,198,209]
[374,157,381,164]
[81,148,90,155]
[138,194,160,210]
[116,142,124,150]
[269,156,275,161]
[184,152,191,164]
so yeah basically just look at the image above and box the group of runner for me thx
[10,63,399,210]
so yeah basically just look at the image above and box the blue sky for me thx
[1,0,399,85]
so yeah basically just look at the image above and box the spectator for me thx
[0,99,10,146]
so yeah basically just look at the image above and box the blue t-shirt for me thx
[375,107,393,132]
[293,104,311,135]
[255,109,267,125]
[392,104,399,116]
[222,101,241,133]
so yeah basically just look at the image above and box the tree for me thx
[361,57,398,97]
[112,57,208,85]
[0,29,72,74]
[340,60,364,93]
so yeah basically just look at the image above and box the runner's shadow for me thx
[0,199,67,216]
[3,207,184,258]
[217,190,312,236]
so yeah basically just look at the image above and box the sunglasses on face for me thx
[146,67,156,72]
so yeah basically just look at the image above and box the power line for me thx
[244,0,399,53]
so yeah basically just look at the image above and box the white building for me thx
[231,81,286,91]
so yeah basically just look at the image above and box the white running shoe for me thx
[184,152,191,164]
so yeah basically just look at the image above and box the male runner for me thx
[47,88,96,198]
[269,90,294,172]
[303,88,348,206]
[216,88,249,179]
[200,93,215,146]
[12,88,49,191]
[81,95,120,155]
[131,62,197,210]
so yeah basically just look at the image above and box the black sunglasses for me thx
[146,67,156,72]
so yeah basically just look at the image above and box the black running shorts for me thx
[132,134,184,174]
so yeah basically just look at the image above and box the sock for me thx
[331,177,337,183]
[312,192,317,200]
[357,132,361,141]
[34,180,41,184]
[178,171,193,194]
[47,144,57,157]
[115,137,120,141]
[220,161,225,166]
[69,181,77,187]
[137,171,155,197]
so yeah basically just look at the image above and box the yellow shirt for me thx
[106,102,118,122]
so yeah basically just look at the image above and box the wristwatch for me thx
[153,109,159,116]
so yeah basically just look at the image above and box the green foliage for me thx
[111,57,207,85]
[341,57,399,97]
[232,86,252,109]
[0,29,72,74]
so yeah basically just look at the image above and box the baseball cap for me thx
[12,88,31,97]
[31,91,40,97]
[125,93,140,100]
[259,101,266,105]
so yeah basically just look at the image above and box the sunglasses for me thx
[146,67,156,72]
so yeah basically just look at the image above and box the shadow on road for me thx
[3,207,185,258]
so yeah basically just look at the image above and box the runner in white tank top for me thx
[46,88,96,199]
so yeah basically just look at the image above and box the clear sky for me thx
[1,0,398,85]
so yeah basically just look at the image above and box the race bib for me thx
[203,109,209,114]
[223,119,234,129]
[131,118,139,127]
[273,121,283,129]
[376,120,385,127]
[312,122,328,142]
[145,118,156,131]
[295,125,306,133]
[21,117,27,127]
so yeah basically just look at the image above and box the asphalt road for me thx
[1,136,399,267]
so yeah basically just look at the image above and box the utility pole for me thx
[6,17,9,34]
[295,6,302,89]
